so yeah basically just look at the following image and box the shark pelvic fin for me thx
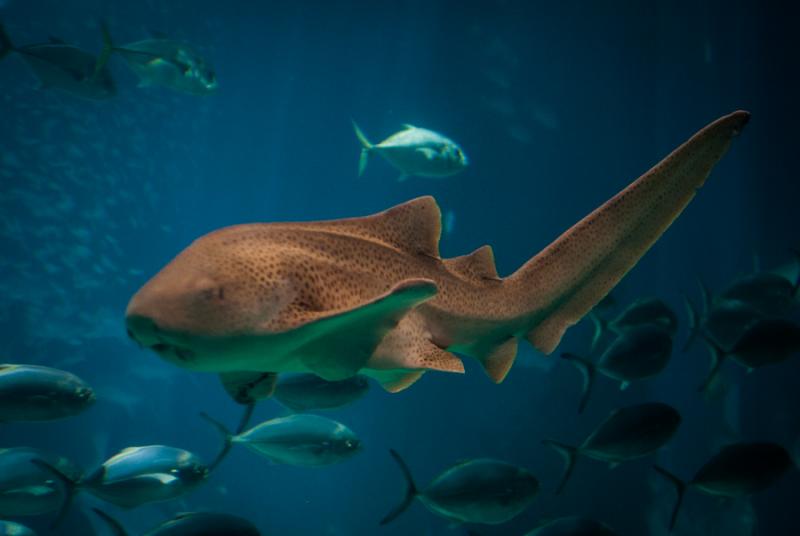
[298,279,438,381]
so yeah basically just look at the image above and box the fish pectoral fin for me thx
[297,279,438,381]
[219,371,278,405]
[416,147,438,160]
[513,111,749,354]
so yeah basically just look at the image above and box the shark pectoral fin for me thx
[513,111,750,354]
[298,279,439,381]
[397,173,409,182]
[219,371,277,405]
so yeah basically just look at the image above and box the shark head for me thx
[125,227,297,371]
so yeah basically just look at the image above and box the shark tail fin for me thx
[199,412,235,472]
[652,465,687,532]
[92,508,130,536]
[0,22,15,62]
[511,111,749,356]
[352,120,373,177]
[30,459,78,529]
[92,20,114,81]
[698,335,727,393]
[561,352,596,413]
[380,449,419,526]
[542,439,579,494]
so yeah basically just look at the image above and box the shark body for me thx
[126,111,750,398]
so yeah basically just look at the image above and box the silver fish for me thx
[590,297,678,351]
[654,442,793,531]
[92,508,260,536]
[382,450,538,525]
[0,447,81,517]
[524,516,618,536]
[101,24,216,95]
[0,24,114,100]
[353,122,467,181]
[202,413,361,467]
[543,402,681,493]
[0,364,95,422]
[562,324,673,412]
[0,520,36,536]
[699,318,800,392]
[33,445,208,517]
[273,374,369,412]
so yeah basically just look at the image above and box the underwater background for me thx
[1,0,799,534]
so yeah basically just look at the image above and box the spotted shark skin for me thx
[126,111,750,397]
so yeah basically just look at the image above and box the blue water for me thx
[1,1,798,534]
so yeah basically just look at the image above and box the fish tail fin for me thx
[380,449,419,525]
[681,294,701,352]
[790,248,800,297]
[541,439,579,494]
[652,465,687,532]
[91,508,130,536]
[199,412,235,471]
[560,352,596,413]
[30,459,78,529]
[588,311,607,352]
[92,20,114,81]
[698,334,727,393]
[352,120,373,177]
[509,111,749,355]
[0,22,15,62]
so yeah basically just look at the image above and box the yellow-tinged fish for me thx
[352,122,467,181]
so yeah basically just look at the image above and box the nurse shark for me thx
[126,111,750,401]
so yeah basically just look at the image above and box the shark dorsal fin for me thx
[296,196,442,259]
[444,245,500,282]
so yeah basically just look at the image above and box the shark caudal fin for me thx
[352,120,374,177]
[508,111,750,355]
[0,22,15,62]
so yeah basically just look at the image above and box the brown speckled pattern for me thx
[127,111,749,389]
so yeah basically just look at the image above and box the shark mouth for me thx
[126,318,196,363]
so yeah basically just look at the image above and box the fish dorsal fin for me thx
[48,36,68,44]
[296,196,441,259]
[402,123,416,130]
[444,245,500,282]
